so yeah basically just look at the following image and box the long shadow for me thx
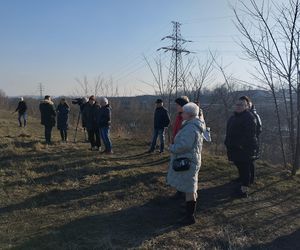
[197,182,237,212]
[0,171,164,214]
[14,196,184,249]
[247,228,300,250]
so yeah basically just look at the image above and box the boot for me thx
[236,185,249,198]
[177,201,196,226]
[170,191,184,200]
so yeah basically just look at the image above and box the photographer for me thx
[82,96,101,151]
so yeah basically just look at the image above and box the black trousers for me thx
[59,129,68,141]
[87,128,101,148]
[234,161,253,187]
[44,126,53,144]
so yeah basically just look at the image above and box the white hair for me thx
[100,97,108,105]
[183,102,199,117]
[20,97,24,101]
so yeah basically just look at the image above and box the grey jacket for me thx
[167,118,205,193]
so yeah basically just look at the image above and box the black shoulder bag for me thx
[172,157,191,172]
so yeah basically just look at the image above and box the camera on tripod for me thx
[72,97,85,106]
[71,97,88,143]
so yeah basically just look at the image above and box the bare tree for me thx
[187,55,214,102]
[233,0,300,174]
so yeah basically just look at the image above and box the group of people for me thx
[14,93,262,227]
[147,95,261,226]
[15,95,113,154]
[81,95,113,154]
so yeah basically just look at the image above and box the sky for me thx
[0,0,251,97]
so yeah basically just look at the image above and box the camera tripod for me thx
[73,110,87,143]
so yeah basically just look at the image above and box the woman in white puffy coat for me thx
[167,102,205,225]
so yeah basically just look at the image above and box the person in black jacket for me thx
[239,96,262,185]
[82,95,101,151]
[225,98,258,198]
[56,98,70,142]
[39,95,56,144]
[99,97,113,154]
[147,99,170,153]
[14,97,28,127]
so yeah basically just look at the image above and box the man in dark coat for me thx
[82,95,101,151]
[56,98,70,142]
[147,99,171,153]
[99,97,113,154]
[39,95,56,144]
[14,97,27,127]
[225,98,258,198]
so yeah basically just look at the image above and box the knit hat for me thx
[100,97,108,105]
[183,102,199,117]
[175,96,189,107]
[155,99,163,104]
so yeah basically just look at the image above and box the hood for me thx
[182,117,204,132]
[41,99,54,105]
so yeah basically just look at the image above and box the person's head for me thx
[235,99,248,113]
[182,103,199,121]
[60,98,66,104]
[239,96,252,109]
[175,96,189,113]
[88,95,95,105]
[44,95,51,101]
[155,99,163,107]
[99,97,109,106]
[20,97,24,102]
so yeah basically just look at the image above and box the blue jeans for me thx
[18,112,27,127]
[100,127,112,152]
[150,128,165,152]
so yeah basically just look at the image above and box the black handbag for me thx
[172,157,191,172]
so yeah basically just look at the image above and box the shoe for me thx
[105,151,113,154]
[234,188,248,198]
[237,191,248,198]
[147,150,154,153]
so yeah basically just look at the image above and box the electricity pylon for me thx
[158,21,192,98]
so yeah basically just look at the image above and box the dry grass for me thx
[0,110,300,250]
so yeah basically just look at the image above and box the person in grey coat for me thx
[167,102,205,226]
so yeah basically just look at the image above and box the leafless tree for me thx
[233,0,300,174]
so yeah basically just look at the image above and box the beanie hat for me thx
[183,102,199,117]
[175,96,189,107]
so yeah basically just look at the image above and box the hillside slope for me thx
[0,110,300,249]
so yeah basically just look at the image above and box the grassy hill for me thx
[0,110,300,249]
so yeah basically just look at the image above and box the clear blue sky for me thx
[0,0,249,97]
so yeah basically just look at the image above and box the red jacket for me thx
[172,113,183,143]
